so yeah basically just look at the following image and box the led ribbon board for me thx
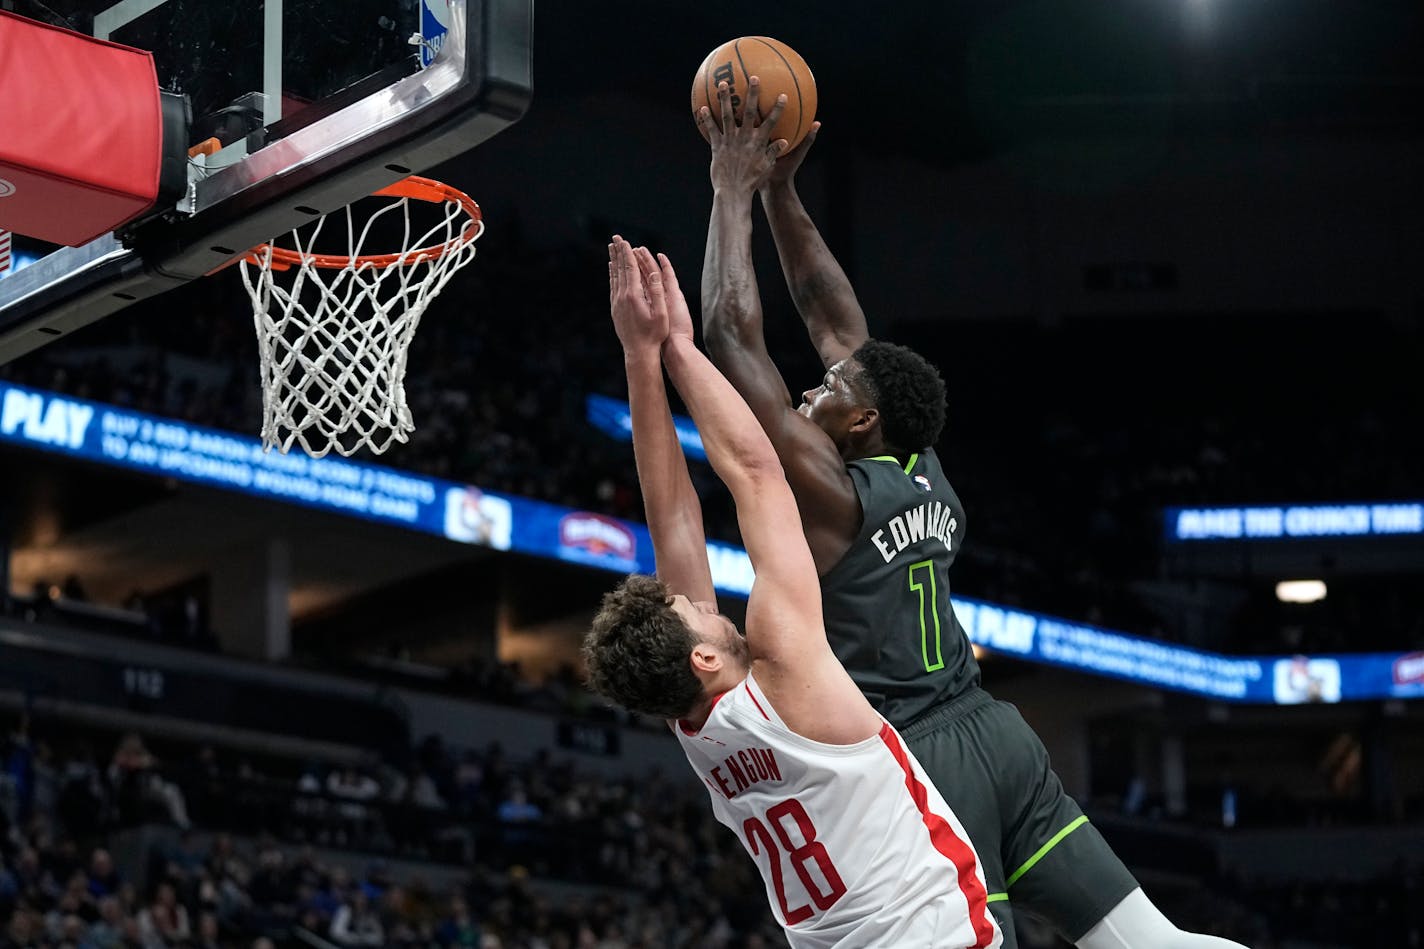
[5,381,1419,704]
[1167,504,1424,542]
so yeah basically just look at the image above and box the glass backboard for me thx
[0,0,532,363]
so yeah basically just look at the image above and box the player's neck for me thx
[683,668,747,728]
[843,430,889,463]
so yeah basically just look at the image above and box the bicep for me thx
[704,330,862,568]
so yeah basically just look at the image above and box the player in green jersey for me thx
[695,77,1250,949]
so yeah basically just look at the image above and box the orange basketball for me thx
[691,37,817,152]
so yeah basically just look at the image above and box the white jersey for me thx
[674,673,1001,949]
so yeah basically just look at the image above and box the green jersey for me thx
[819,449,980,728]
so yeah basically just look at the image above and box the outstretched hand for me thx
[698,76,790,195]
[608,236,666,355]
[632,247,694,349]
[762,121,820,190]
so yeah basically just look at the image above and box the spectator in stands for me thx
[193,911,221,949]
[326,767,380,845]
[246,846,290,919]
[435,895,480,948]
[108,735,190,830]
[83,895,127,949]
[85,850,120,900]
[41,889,88,945]
[330,890,384,947]
[409,769,446,812]
[326,767,380,803]
[136,881,190,947]
[57,749,107,840]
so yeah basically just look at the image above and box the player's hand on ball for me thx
[701,76,789,194]
[762,121,820,191]
[608,236,667,355]
[633,247,694,348]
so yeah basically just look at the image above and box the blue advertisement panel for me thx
[953,597,1421,704]
[0,382,753,597]
[586,394,706,462]
[2,382,1416,703]
[1166,503,1424,542]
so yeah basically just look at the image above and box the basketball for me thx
[691,37,818,152]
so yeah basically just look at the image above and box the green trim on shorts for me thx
[985,892,1009,904]
[1005,815,1090,888]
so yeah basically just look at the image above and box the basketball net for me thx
[238,177,482,458]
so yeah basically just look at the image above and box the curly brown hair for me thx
[582,574,705,719]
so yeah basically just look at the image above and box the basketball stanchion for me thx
[239,177,483,459]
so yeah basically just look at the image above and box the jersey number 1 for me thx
[909,559,945,672]
[742,798,847,924]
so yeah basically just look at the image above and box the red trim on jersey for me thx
[676,691,728,736]
[743,683,771,720]
[880,724,997,948]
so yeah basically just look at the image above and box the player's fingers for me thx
[767,138,789,160]
[613,237,638,296]
[656,252,681,293]
[641,255,666,311]
[696,106,719,141]
[716,80,736,130]
[760,93,788,138]
[744,76,762,128]
[633,246,658,280]
[803,121,821,148]
[616,236,636,273]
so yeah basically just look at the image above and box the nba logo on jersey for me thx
[420,0,452,67]
[913,474,932,492]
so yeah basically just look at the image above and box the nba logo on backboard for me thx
[420,0,452,67]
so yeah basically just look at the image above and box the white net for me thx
[239,180,482,458]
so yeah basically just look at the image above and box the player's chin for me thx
[795,403,811,417]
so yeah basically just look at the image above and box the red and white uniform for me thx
[674,673,1001,949]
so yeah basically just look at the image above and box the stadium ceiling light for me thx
[1276,580,1327,604]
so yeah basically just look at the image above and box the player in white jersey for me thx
[584,233,1002,949]
[677,672,998,947]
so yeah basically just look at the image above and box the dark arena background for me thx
[1,1,1423,947]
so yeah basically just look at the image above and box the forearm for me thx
[624,350,712,598]
[759,181,868,364]
[662,336,780,482]
[625,352,700,524]
[701,190,765,357]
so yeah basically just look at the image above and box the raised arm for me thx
[634,248,825,663]
[608,238,714,605]
[758,123,870,368]
[698,79,861,571]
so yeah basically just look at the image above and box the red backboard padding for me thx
[0,11,164,246]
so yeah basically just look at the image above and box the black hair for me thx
[850,339,947,451]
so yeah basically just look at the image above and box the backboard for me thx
[0,0,532,363]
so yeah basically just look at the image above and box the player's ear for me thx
[848,406,879,434]
[690,640,723,673]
